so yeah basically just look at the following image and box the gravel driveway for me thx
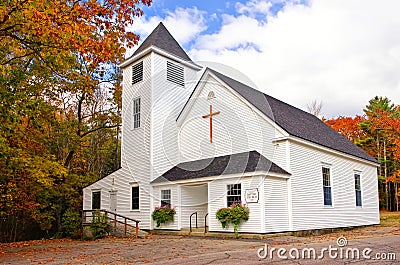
[1,225,399,264]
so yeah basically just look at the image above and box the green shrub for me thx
[152,205,176,227]
[61,208,82,239]
[90,210,110,239]
[216,202,249,237]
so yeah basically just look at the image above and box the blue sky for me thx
[142,0,295,34]
[129,0,400,118]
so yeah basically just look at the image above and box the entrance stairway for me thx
[82,209,147,238]
[181,227,207,236]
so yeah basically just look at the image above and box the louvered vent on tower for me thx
[167,61,184,87]
[132,61,143,85]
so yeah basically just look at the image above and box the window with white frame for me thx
[227,184,241,207]
[322,167,332,206]
[92,191,101,209]
[354,173,362,206]
[132,61,143,85]
[132,97,140,129]
[161,189,171,206]
[131,186,139,210]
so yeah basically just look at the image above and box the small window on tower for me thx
[132,97,140,129]
[132,61,143,85]
[167,61,184,87]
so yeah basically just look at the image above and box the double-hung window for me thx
[161,189,171,206]
[131,186,140,210]
[132,97,140,129]
[354,173,362,207]
[322,167,332,206]
[227,184,241,207]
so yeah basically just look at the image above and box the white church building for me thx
[83,22,380,234]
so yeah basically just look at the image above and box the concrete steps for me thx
[150,227,292,239]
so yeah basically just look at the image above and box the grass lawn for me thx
[380,210,400,227]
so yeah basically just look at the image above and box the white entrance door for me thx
[109,191,117,212]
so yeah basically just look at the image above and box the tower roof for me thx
[130,22,193,62]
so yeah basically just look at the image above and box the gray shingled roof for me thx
[151,150,289,184]
[209,69,377,163]
[129,22,193,62]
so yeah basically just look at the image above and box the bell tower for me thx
[117,22,202,228]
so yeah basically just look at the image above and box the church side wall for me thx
[271,140,289,172]
[289,141,380,231]
[264,177,290,232]
[82,168,151,228]
[208,176,264,233]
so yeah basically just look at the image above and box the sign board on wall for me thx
[245,188,259,203]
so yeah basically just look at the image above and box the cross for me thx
[202,104,220,143]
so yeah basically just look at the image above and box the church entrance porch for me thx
[179,183,208,230]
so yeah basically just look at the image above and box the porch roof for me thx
[151,150,290,184]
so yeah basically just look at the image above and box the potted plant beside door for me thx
[216,202,249,238]
[152,205,176,227]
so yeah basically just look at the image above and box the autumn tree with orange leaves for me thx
[0,0,152,242]
[326,96,400,212]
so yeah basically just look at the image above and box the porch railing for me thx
[82,209,140,238]
[189,212,198,232]
[204,213,209,233]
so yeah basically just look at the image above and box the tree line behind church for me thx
[0,0,152,242]
[325,96,400,212]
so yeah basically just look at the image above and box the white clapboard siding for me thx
[150,54,199,181]
[264,177,289,232]
[152,185,180,230]
[179,75,283,164]
[289,141,379,231]
[82,167,152,228]
[271,140,289,173]
[208,176,264,233]
[180,184,208,228]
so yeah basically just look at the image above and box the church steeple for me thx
[131,22,193,62]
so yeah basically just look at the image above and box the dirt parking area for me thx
[1,219,399,264]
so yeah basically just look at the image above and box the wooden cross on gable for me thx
[202,92,220,143]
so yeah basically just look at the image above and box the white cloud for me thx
[194,15,265,51]
[189,0,400,117]
[125,7,207,57]
[235,0,272,16]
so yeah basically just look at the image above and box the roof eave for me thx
[151,170,291,186]
[119,46,202,70]
[273,136,379,166]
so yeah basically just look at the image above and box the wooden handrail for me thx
[82,209,141,238]
[82,209,140,223]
